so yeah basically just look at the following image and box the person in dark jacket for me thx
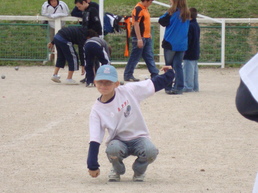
[84,30,111,87]
[71,0,99,17]
[73,0,102,36]
[73,0,102,83]
[48,26,88,85]
[183,7,200,92]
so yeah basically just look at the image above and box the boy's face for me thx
[75,1,89,11]
[143,0,154,7]
[49,0,58,7]
[94,80,119,96]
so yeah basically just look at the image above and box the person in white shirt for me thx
[41,0,70,60]
[87,65,175,182]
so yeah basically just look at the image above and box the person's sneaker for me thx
[166,89,183,95]
[124,77,140,82]
[86,83,95,87]
[64,79,79,85]
[108,168,120,182]
[133,173,145,182]
[51,75,61,83]
[80,78,86,83]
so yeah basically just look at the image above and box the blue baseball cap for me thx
[95,65,118,82]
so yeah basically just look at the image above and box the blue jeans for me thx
[164,49,184,91]
[124,37,159,80]
[105,138,158,175]
[183,60,199,92]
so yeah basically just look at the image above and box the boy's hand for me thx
[88,169,100,178]
[47,42,53,49]
[81,67,85,75]
[160,65,172,72]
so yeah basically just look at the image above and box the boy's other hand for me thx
[88,169,100,178]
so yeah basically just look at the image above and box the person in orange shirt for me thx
[123,0,159,82]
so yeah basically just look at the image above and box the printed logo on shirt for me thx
[117,100,129,112]
[124,105,131,118]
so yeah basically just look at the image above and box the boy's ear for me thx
[115,81,120,87]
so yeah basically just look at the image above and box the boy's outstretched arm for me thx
[87,141,100,178]
[151,66,174,92]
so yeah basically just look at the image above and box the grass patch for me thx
[0,0,257,66]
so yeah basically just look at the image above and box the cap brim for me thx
[94,75,117,82]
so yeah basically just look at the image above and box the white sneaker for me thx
[51,75,61,83]
[64,79,79,85]
[133,173,145,182]
[108,168,120,182]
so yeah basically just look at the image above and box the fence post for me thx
[221,20,225,68]
[99,0,104,38]
[53,18,62,64]
[159,25,165,65]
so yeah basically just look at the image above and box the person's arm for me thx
[50,12,69,18]
[78,43,85,67]
[82,10,90,29]
[88,7,102,35]
[87,141,100,178]
[104,42,111,59]
[71,6,83,17]
[134,22,143,48]
[41,3,51,17]
[151,66,175,92]
[62,2,70,15]
[158,12,170,27]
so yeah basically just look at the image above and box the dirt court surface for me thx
[0,66,257,193]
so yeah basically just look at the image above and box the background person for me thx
[73,0,102,83]
[84,30,111,87]
[123,0,159,82]
[41,0,69,60]
[183,7,200,92]
[235,53,258,193]
[71,0,99,17]
[158,0,190,95]
[235,53,258,122]
[73,0,102,35]
[48,26,88,85]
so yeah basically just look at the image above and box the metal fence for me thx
[104,22,258,66]
[0,16,257,67]
[0,23,49,61]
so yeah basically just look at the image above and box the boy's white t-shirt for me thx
[89,79,155,145]
[253,172,258,193]
[239,53,258,102]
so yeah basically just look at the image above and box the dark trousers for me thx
[54,34,79,71]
